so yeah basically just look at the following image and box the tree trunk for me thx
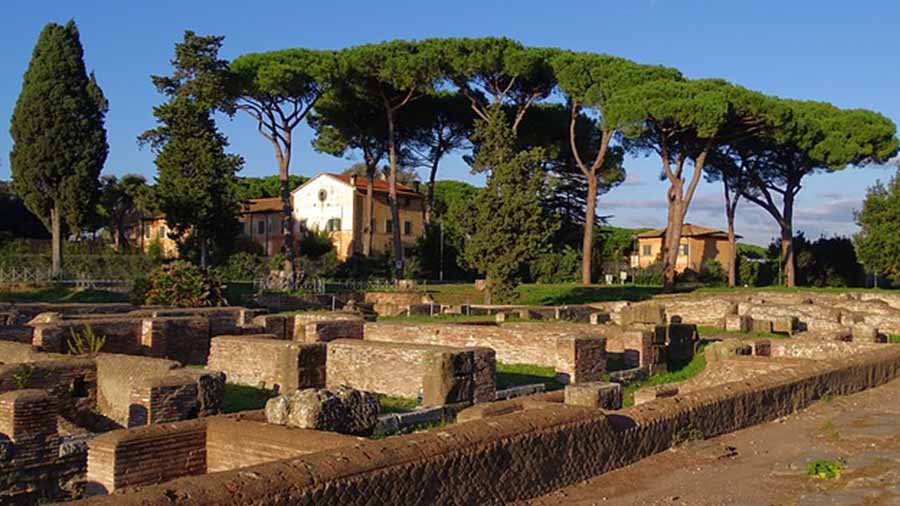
[279,176,294,272]
[726,206,737,287]
[581,177,598,285]
[50,204,62,279]
[662,187,681,292]
[386,109,404,279]
[425,158,439,224]
[362,165,375,256]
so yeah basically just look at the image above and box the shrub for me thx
[807,459,843,479]
[529,246,580,283]
[215,252,265,281]
[135,261,227,307]
[632,262,663,285]
[297,229,335,260]
[699,259,727,286]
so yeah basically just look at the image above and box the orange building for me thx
[631,224,737,273]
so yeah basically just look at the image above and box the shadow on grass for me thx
[222,384,276,413]
[496,363,564,391]
[519,285,665,306]
[0,287,129,303]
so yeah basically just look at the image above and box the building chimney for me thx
[349,174,357,187]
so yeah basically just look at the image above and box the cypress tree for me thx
[9,20,108,277]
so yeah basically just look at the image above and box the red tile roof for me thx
[241,197,283,214]
[329,174,424,198]
[635,223,738,239]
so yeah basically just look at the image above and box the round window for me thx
[318,189,327,202]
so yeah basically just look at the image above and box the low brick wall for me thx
[0,358,97,420]
[95,354,180,426]
[205,417,360,473]
[251,312,363,341]
[207,335,326,391]
[68,345,900,506]
[326,339,495,405]
[364,322,605,383]
[85,419,207,495]
[660,298,736,327]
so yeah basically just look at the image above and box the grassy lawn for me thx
[622,341,710,407]
[697,326,789,340]
[496,362,564,391]
[0,287,129,303]
[379,395,418,413]
[222,383,276,413]
[891,335,900,344]
[426,283,664,306]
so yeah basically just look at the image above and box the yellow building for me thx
[291,173,426,260]
[631,224,736,273]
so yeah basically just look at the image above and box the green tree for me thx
[553,52,678,285]
[9,20,108,277]
[403,91,474,219]
[855,170,900,282]
[741,101,898,286]
[339,40,443,277]
[309,85,390,255]
[459,106,558,302]
[98,174,152,251]
[140,34,243,267]
[230,48,337,270]
[609,79,776,291]
[437,37,557,136]
[235,175,307,201]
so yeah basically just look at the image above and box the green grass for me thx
[379,395,418,413]
[697,326,788,340]
[496,362,564,391]
[0,287,129,303]
[224,282,256,306]
[622,342,710,407]
[807,459,844,480]
[222,384,276,413]
[426,283,664,306]
[890,335,900,344]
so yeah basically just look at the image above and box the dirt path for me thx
[517,377,900,506]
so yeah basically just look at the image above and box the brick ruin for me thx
[0,291,899,505]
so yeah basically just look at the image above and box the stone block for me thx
[555,337,606,384]
[302,320,364,343]
[265,386,379,436]
[622,330,654,369]
[620,303,666,326]
[751,319,774,334]
[851,324,879,342]
[564,382,622,410]
[589,312,611,325]
[422,351,475,406]
[725,314,752,333]
[666,324,698,363]
[754,339,772,357]
[772,316,799,335]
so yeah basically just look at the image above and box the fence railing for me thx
[0,266,134,291]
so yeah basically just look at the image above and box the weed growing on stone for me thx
[807,459,844,479]
[379,395,418,413]
[67,324,106,357]
[670,425,704,447]
[12,364,36,389]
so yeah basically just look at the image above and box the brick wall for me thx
[85,419,207,494]
[0,358,97,420]
[326,339,496,405]
[207,335,326,391]
[364,322,605,383]
[205,417,359,473]
[70,345,900,506]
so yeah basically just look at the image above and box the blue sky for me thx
[2,0,898,245]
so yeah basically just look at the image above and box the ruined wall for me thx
[326,339,496,404]
[207,335,326,391]
[205,417,359,473]
[85,419,207,494]
[0,358,97,420]
[68,345,900,506]
[364,322,605,382]
[95,354,180,426]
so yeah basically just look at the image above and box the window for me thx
[679,244,689,256]
[157,225,165,240]
[385,220,393,233]
[144,225,151,240]
[642,244,652,257]
[243,222,249,235]
[326,218,341,232]
[257,221,265,235]
[268,219,274,233]
[404,221,412,235]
